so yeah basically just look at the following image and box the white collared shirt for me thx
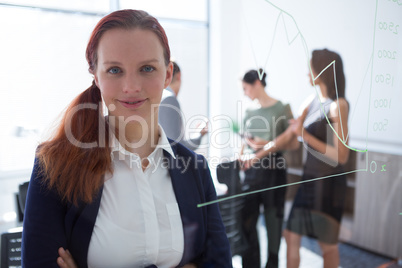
[87,126,184,268]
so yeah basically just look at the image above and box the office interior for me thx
[0,0,401,267]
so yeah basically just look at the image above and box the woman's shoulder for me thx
[262,99,287,111]
[274,100,288,110]
[330,97,348,106]
[245,101,261,112]
[329,97,349,115]
[269,100,292,115]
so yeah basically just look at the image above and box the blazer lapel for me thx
[164,148,201,266]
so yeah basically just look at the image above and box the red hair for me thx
[37,10,171,204]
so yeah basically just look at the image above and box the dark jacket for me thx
[21,140,232,267]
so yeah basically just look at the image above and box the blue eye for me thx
[108,67,121,74]
[142,66,154,72]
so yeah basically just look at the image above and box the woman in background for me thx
[21,9,231,268]
[285,48,350,268]
[239,69,297,268]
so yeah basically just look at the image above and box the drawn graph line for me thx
[262,11,281,80]
[261,11,300,80]
[332,62,346,142]
[267,0,367,153]
[281,13,300,46]
[311,60,364,152]
[345,54,374,142]
[366,0,379,150]
[261,11,301,79]
[242,3,301,81]
[198,1,378,208]
[241,4,283,81]
[247,0,368,153]
[197,169,367,208]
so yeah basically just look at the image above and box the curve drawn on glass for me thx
[198,0,395,208]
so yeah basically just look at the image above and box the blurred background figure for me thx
[239,69,296,268]
[159,61,208,151]
[284,48,350,268]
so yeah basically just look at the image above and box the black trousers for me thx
[241,155,287,268]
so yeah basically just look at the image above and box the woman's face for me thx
[242,81,257,100]
[94,28,172,123]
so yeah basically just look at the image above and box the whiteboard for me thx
[237,0,402,155]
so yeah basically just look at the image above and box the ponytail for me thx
[37,82,112,205]
[242,68,267,87]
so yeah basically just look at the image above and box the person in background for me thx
[239,69,298,268]
[284,48,350,268]
[159,61,208,151]
[21,9,232,268]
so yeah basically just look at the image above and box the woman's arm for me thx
[244,136,270,152]
[241,104,303,169]
[21,158,68,267]
[256,126,299,158]
[240,126,298,170]
[291,98,350,164]
[239,143,245,156]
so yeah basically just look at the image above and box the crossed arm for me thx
[240,98,350,169]
[57,250,197,268]
[240,122,300,169]
[290,98,350,165]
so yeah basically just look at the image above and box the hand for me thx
[239,153,259,170]
[242,158,259,170]
[289,118,304,137]
[245,136,269,152]
[57,247,78,268]
[197,120,209,137]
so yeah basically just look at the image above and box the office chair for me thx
[1,181,28,268]
[18,182,29,216]
[1,231,22,268]
[216,160,248,256]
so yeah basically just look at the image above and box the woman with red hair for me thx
[21,9,231,268]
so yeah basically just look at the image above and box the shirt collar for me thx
[110,124,176,159]
[156,124,176,159]
[165,86,175,95]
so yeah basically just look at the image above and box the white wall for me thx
[209,0,245,160]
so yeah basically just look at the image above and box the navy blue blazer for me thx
[21,141,232,267]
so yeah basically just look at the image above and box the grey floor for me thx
[232,215,396,268]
